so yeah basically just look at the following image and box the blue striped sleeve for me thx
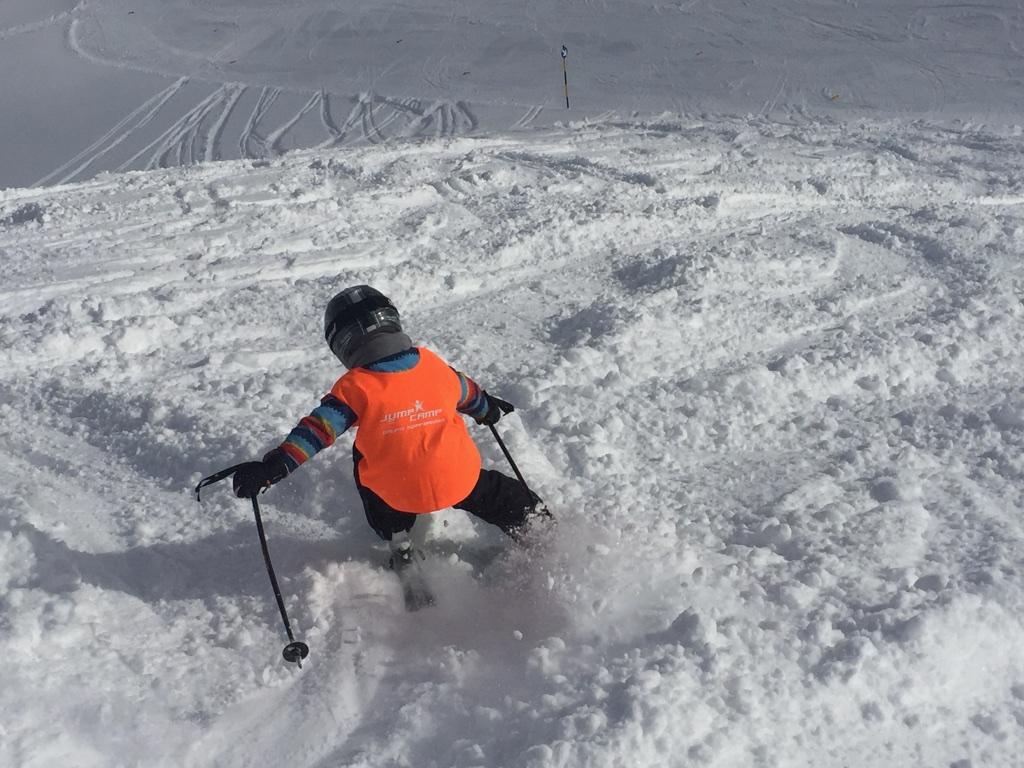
[279,394,358,470]
[453,369,489,420]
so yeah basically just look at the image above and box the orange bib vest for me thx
[332,348,482,513]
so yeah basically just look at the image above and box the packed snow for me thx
[3,115,1024,766]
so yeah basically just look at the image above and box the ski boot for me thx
[388,536,415,572]
[388,532,435,610]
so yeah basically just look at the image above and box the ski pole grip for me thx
[492,395,515,415]
[195,463,251,501]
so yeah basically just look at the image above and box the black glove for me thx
[232,449,289,498]
[476,393,515,426]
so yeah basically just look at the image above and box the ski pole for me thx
[488,424,551,517]
[488,424,531,493]
[196,467,310,668]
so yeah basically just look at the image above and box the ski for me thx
[399,568,436,612]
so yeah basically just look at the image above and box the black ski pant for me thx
[354,455,535,541]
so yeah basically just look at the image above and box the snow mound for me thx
[2,116,1024,766]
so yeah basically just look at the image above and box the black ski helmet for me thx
[324,285,402,366]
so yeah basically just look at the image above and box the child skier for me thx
[230,285,543,565]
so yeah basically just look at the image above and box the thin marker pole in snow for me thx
[561,45,570,109]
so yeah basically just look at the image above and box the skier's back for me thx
[231,285,542,555]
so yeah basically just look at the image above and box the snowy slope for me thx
[2,116,1024,766]
[4,0,1024,187]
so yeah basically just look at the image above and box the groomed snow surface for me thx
[4,0,1024,187]
[3,117,1024,767]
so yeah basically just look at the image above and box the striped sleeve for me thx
[278,393,358,471]
[453,368,489,421]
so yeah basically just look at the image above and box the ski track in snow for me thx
[35,74,485,186]
[40,10,488,185]
[2,117,1024,766]
[0,8,73,41]
[12,0,1023,188]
